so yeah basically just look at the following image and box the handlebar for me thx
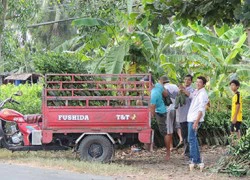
[10,99,20,105]
[0,97,20,108]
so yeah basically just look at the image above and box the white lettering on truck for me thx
[116,114,137,120]
[58,115,89,121]
[116,115,130,120]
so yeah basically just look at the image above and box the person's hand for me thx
[193,121,199,131]
[151,112,155,118]
[232,119,237,124]
[179,84,185,91]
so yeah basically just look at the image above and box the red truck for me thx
[0,74,153,162]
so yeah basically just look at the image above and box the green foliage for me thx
[33,51,89,74]
[163,0,250,27]
[216,129,250,176]
[135,31,155,55]
[0,0,38,73]
[235,1,250,27]
[28,0,76,49]
[0,0,37,30]
[72,18,108,27]
[233,129,250,155]
[0,1,249,176]
[140,0,171,34]
[0,83,42,114]
[152,107,250,148]
[204,101,250,176]
[104,43,130,74]
[3,45,35,73]
[199,111,231,146]
[163,0,235,25]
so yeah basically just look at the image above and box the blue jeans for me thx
[188,122,201,164]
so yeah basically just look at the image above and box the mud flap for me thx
[138,129,154,151]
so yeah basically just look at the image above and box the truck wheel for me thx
[78,135,114,162]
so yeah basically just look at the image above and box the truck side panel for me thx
[43,108,150,130]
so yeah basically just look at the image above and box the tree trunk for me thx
[52,1,61,36]
[247,28,250,46]
[0,0,7,73]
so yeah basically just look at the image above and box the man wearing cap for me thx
[136,71,154,106]
[150,75,171,160]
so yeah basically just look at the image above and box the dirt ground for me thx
[113,145,248,180]
[0,145,248,180]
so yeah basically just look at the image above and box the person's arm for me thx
[150,104,156,118]
[193,111,202,130]
[205,100,210,110]
[167,87,179,99]
[150,92,157,118]
[232,104,240,124]
[193,93,208,130]
[232,93,241,124]
[162,89,168,97]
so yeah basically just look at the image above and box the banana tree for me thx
[161,21,250,110]
[70,17,131,74]
[53,0,153,75]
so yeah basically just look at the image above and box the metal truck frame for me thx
[0,73,153,162]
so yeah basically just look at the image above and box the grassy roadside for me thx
[1,147,248,180]
[0,149,140,177]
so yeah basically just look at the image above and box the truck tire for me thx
[78,135,114,162]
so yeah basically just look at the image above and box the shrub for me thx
[33,51,89,74]
[0,83,43,114]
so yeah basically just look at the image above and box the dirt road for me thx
[0,162,115,180]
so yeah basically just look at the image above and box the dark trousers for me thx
[180,122,189,156]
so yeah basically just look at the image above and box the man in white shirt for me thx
[181,76,208,169]
[163,78,181,158]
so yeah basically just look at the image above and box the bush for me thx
[0,83,43,114]
[151,110,250,147]
[216,129,250,177]
[33,51,89,74]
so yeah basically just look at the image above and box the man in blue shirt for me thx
[150,75,171,160]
